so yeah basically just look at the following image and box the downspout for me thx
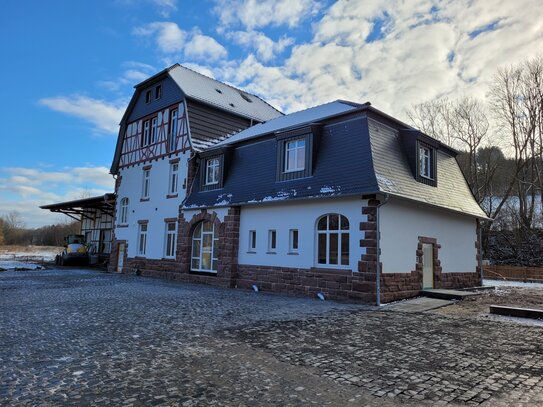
[478,219,484,286]
[375,193,390,307]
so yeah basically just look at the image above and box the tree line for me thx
[408,56,543,266]
[0,211,79,247]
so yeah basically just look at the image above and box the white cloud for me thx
[214,0,322,30]
[204,0,543,122]
[227,31,294,62]
[133,21,186,52]
[184,30,228,61]
[151,0,177,17]
[38,95,125,134]
[0,166,114,228]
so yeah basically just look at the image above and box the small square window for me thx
[155,85,162,100]
[289,229,299,253]
[145,90,152,104]
[268,230,276,252]
[205,158,220,185]
[248,230,256,252]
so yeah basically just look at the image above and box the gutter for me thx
[375,193,390,306]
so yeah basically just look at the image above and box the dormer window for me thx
[276,126,318,182]
[205,158,220,185]
[145,90,152,104]
[417,141,437,186]
[285,139,305,172]
[419,145,432,178]
[155,85,162,100]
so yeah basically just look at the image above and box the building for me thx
[108,64,487,304]
[41,193,115,262]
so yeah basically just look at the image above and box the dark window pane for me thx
[340,215,349,230]
[292,230,298,250]
[318,233,327,264]
[192,240,200,257]
[212,260,218,271]
[329,233,338,264]
[329,214,339,230]
[341,234,349,265]
[317,216,327,230]
[203,234,212,249]
[271,231,276,249]
[203,221,213,232]
[194,223,201,238]
[191,259,199,270]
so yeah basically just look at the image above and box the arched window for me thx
[317,214,349,266]
[191,221,218,273]
[119,198,129,224]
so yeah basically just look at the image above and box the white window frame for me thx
[191,221,218,273]
[316,214,350,267]
[169,109,178,152]
[119,197,129,224]
[268,229,276,253]
[143,120,150,146]
[419,145,433,179]
[248,230,257,252]
[142,169,151,199]
[289,229,299,253]
[169,162,179,195]
[164,222,177,259]
[284,138,305,172]
[151,117,158,144]
[138,223,148,256]
[205,158,220,185]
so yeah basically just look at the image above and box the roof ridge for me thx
[175,64,283,115]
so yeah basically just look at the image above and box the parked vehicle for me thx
[55,234,89,266]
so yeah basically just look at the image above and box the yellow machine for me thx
[55,234,89,266]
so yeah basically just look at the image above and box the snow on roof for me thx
[212,100,362,147]
[168,65,282,122]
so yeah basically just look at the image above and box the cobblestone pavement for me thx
[1,269,543,406]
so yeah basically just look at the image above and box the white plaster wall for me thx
[380,198,477,273]
[115,151,190,259]
[238,197,367,270]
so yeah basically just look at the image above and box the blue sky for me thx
[1,0,542,227]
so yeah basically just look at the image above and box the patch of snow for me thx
[262,195,288,202]
[320,186,340,194]
[483,279,543,289]
[0,261,44,271]
[376,174,399,193]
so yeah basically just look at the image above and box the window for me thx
[119,197,129,224]
[317,214,349,266]
[248,230,256,252]
[142,169,151,198]
[151,117,158,144]
[191,221,218,273]
[145,90,151,104]
[138,223,148,256]
[268,230,276,252]
[142,120,150,146]
[419,145,433,179]
[205,158,220,185]
[155,85,162,100]
[289,229,299,253]
[169,162,179,195]
[169,109,178,152]
[164,222,177,258]
[284,139,305,172]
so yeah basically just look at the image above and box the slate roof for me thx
[184,101,488,219]
[168,65,282,122]
[211,100,363,148]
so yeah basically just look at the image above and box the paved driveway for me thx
[1,269,542,406]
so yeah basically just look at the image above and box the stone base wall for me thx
[237,265,376,303]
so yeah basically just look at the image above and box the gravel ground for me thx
[1,268,543,406]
